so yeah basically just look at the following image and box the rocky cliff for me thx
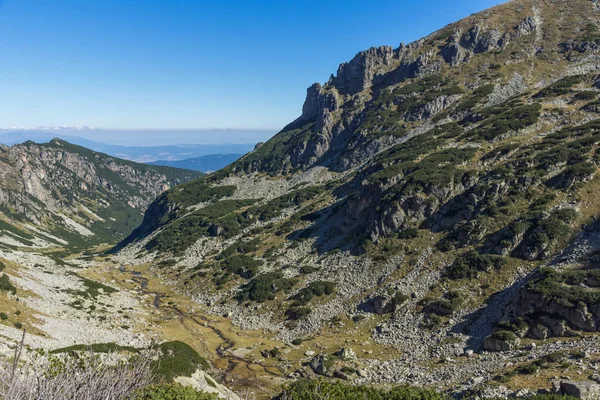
[0,139,202,249]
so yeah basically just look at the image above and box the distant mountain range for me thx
[0,131,257,163]
[148,153,243,172]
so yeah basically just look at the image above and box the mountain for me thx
[147,153,244,172]
[0,131,258,163]
[112,0,600,395]
[0,138,202,250]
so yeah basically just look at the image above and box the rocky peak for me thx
[330,46,395,95]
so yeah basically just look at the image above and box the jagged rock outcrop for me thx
[331,46,395,95]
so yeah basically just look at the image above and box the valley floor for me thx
[1,246,600,399]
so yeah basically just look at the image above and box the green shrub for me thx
[573,91,597,101]
[152,341,209,382]
[131,383,218,400]
[397,228,420,239]
[492,330,517,341]
[147,199,257,254]
[286,307,312,320]
[158,259,178,268]
[291,338,303,346]
[535,75,584,98]
[300,265,318,274]
[526,267,600,310]
[13,322,22,329]
[222,254,263,279]
[468,102,542,141]
[446,252,505,280]
[518,362,540,375]
[237,272,297,302]
[52,342,139,354]
[0,312,7,320]
[291,281,336,305]
[278,379,447,400]
[0,274,17,295]
[427,292,464,316]
[0,261,5,272]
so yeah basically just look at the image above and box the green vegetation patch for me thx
[526,267,600,309]
[131,384,218,400]
[0,274,17,295]
[278,379,447,400]
[358,75,463,135]
[237,271,298,302]
[446,251,506,280]
[535,75,585,98]
[234,121,316,175]
[147,199,256,254]
[465,101,542,142]
[291,281,336,306]
[52,342,139,354]
[153,341,210,382]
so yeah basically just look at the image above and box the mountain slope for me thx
[147,153,244,172]
[0,139,202,250]
[115,0,600,394]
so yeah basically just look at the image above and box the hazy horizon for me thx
[0,128,278,146]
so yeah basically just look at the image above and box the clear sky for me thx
[0,0,503,135]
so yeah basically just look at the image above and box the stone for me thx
[465,349,475,358]
[483,335,520,352]
[309,355,332,376]
[471,376,484,385]
[561,380,600,400]
[516,16,537,37]
[359,295,397,315]
[335,348,357,360]
[304,350,315,357]
[357,369,368,378]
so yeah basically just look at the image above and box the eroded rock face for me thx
[0,139,200,242]
[332,46,395,95]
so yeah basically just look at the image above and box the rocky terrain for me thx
[109,0,600,397]
[4,0,600,398]
[0,139,202,250]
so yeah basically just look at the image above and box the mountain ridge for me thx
[5,0,600,397]
[0,138,202,250]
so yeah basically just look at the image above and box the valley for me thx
[4,0,600,398]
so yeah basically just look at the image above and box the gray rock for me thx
[561,380,600,400]
[309,355,332,376]
[332,46,395,95]
[335,347,357,360]
[483,335,520,352]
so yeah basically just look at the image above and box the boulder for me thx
[309,355,332,376]
[483,334,520,352]
[359,295,396,315]
[335,348,357,360]
[561,380,600,400]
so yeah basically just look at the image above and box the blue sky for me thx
[0,0,502,141]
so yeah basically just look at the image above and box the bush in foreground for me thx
[130,384,218,400]
[276,379,446,400]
